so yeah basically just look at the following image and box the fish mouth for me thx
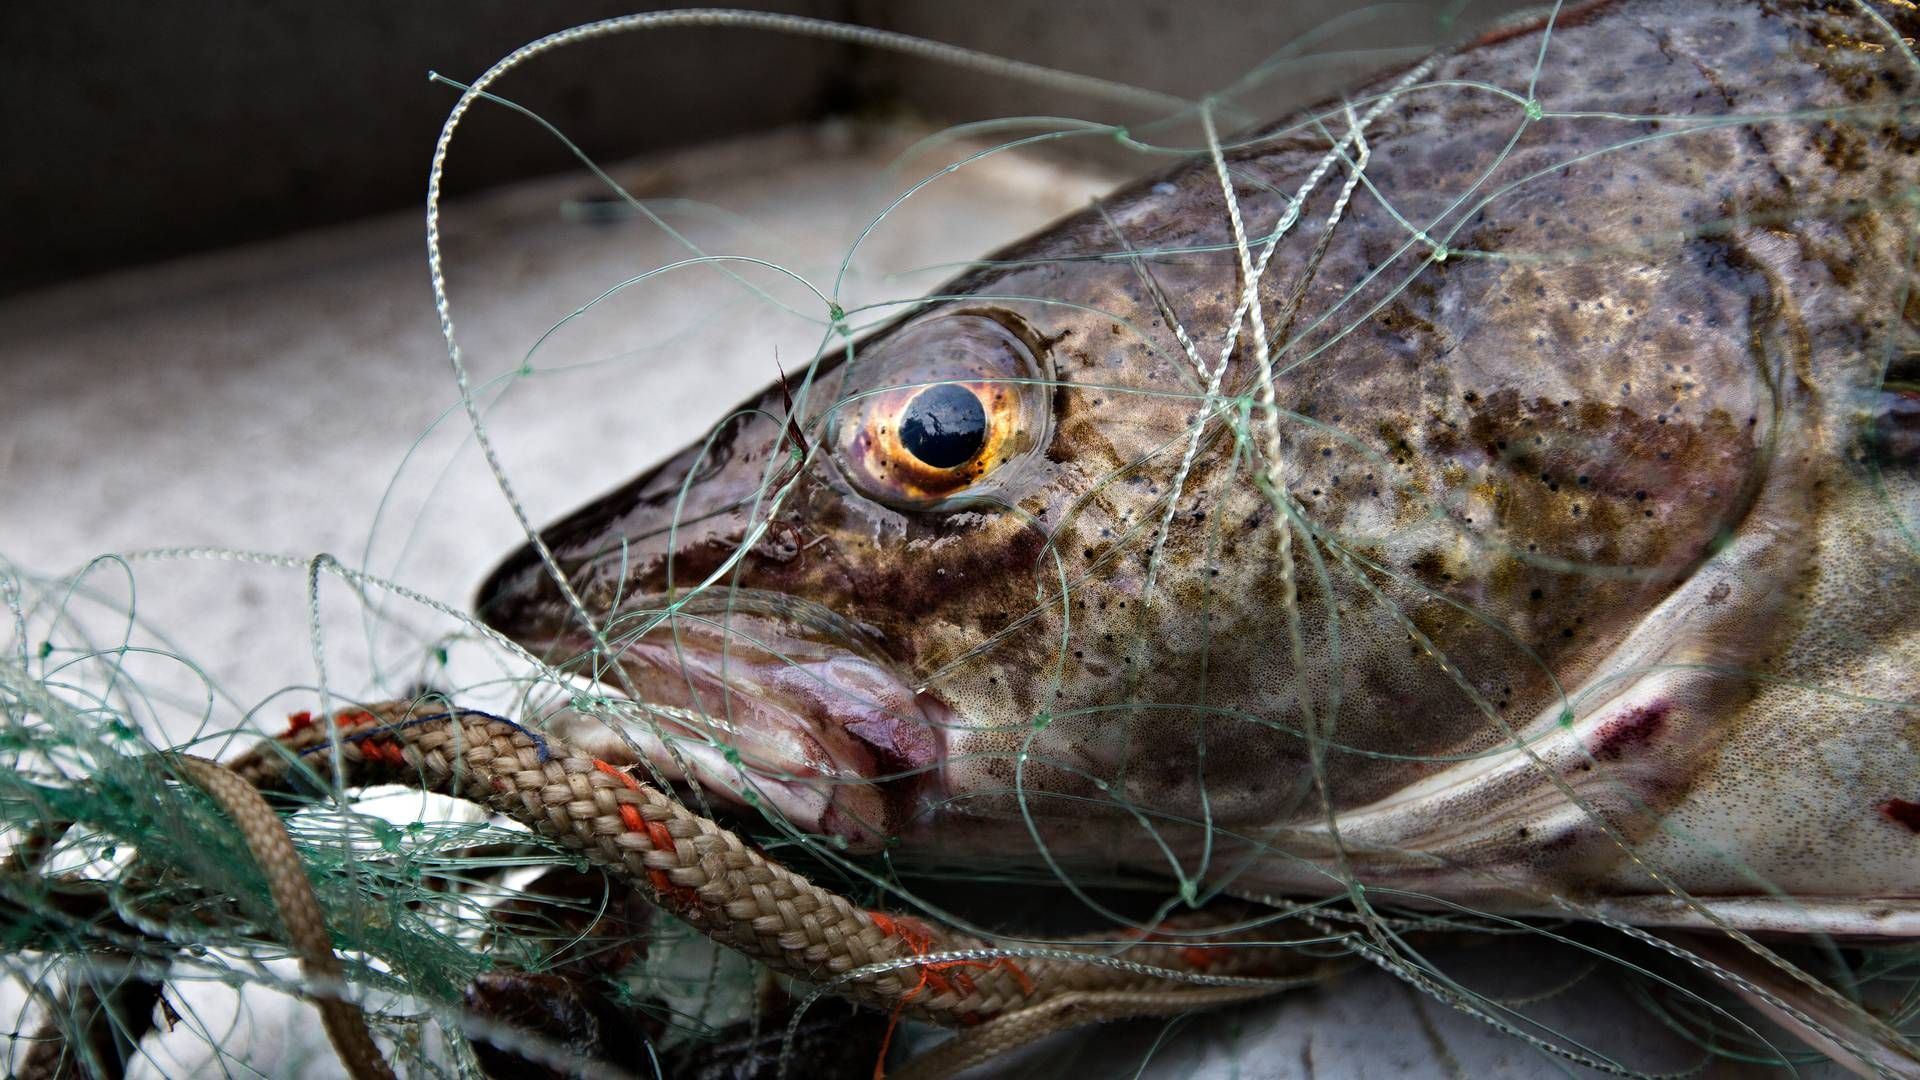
[533,593,948,853]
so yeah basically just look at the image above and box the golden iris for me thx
[833,312,1050,510]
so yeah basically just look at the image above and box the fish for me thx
[476,0,1920,1061]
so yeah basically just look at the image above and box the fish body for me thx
[479,0,1920,944]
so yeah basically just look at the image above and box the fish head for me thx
[476,1,1920,895]
[471,218,1389,862]
[469,254,1278,853]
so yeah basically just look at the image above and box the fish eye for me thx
[832,312,1051,510]
[899,384,988,469]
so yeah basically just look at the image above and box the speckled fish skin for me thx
[479,0,1920,940]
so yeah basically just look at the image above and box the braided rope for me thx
[890,985,1300,1080]
[224,702,1344,1073]
[169,755,396,1080]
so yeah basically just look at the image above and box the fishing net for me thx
[4,3,1919,1077]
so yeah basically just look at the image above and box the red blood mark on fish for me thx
[1590,701,1670,761]
[1878,798,1920,834]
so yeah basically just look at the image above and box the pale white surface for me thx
[0,122,1811,1078]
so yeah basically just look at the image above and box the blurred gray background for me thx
[3,0,1517,293]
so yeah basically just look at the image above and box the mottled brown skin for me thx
[480,0,1920,940]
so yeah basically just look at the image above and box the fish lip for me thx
[533,609,948,854]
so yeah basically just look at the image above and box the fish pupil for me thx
[899,383,987,469]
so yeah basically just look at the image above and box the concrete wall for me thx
[857,1,1527,140]
[2,0,1533,293]
[1,0,852,291]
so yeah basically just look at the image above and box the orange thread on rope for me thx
[283,710,315,736]
[642,818,677,855]
[994,956,1035,996]
[1125,925,1221,972]
[591,759,697,905]
[349,737,401,767]
[1180,945,1220,971]
[865,911,1034,1078]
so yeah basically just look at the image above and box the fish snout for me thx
[476,391,808,638]
[538,620,950,853]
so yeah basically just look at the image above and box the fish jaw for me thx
[526,608,950,854]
